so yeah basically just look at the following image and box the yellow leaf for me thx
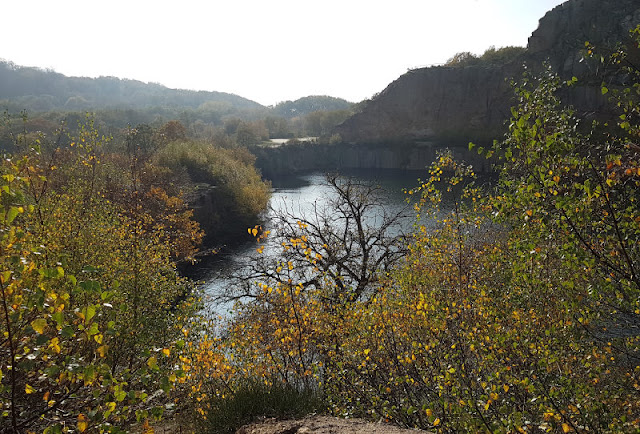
[78,414,88,432]
[142,419,155,434]
[433,418,441,426]
[48,337,61,354]
[97,345,108,357]
[562,423,571,433]
[147,356,158,369]
[31,318,47,334]
[425,408,432,417]
[25,384,36,394]
[162,348,170,357]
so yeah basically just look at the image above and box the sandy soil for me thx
[236,415,427,434]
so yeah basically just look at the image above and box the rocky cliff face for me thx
[528,0,640,74]
[252,142,494,178]
[335,0,640,146]
[335,63,519,146]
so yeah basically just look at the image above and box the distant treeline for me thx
[0,60,355,144]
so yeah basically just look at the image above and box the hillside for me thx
[0,60,264,113]
[335,0,640,146]
[272,95,353,118]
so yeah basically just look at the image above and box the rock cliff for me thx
[334,0,640,146]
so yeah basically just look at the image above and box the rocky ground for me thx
[235,415,426,434]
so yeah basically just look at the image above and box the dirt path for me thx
[236,415,427,434]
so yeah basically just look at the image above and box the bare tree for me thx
[226,173,411,305]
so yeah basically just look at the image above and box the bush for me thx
[0,116,201,433]
[154,141,271,243]
[445,45,525,67]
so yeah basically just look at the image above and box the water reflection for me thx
[191,169,425,316]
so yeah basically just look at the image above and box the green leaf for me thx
[115,389,127,402]
[41,266,64,279]
[85,305,96,322]
[44,424,63,434]
[601,86,609,95]
[52,312,64,326]
[81,265,100,273]
[100,290,115,302]
[61,325,75,338]
[31,318,47,334]
[79,280,101,293]
[83,366,96,385]
[6,206,20,224]
[87,322,99,337]
[35,333,49,346]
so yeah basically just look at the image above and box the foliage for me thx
[178,27,640,434]
[302,110,352,137]
[0,115,203,433]
[0,60,262,113]
[273,96,353,119]
[445,45,526,67]
[154,140,271,243]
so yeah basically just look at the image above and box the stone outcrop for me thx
[334,0,640,147]
[528,0,640,74]
[335,63,518,146]
[252,142,493,177]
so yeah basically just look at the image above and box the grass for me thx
[202,380,324,434]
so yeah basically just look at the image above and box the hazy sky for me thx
[4,0,567,106]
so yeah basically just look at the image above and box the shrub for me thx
[201,380,323,434]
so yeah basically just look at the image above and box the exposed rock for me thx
[334,0,640,147]
[251,142,493,177]
[335,64,517,146]
[528,0,640,69]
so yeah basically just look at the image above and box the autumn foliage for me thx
[4,28,640,434]
[0,118,204,433]
[178,30,640,433]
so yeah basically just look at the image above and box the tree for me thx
[184,28,640,433]
[0,115,201,433]
[157,120,187,144]
[229,174,410,306]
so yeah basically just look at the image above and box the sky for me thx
[3,0,567,106]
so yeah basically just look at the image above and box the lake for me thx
[187,168,428,316]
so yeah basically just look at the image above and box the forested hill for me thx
[273,95,353,118]
[0,60,264,113]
